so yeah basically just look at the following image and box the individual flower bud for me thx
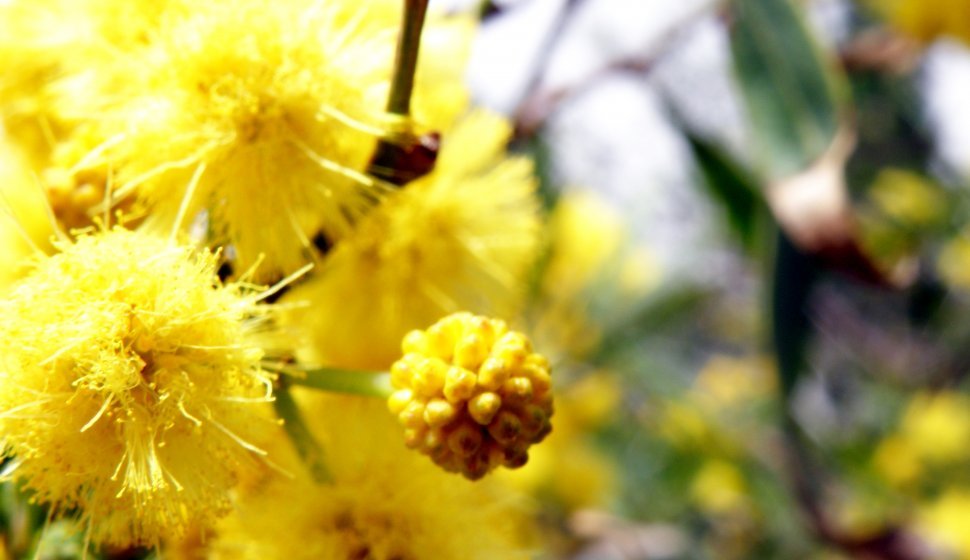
[388,389,415,415]
[469,392,503,425]
[444,365,476,402]
[455,332,490,371]
[502,377,534,405]
[401,330,427,354]
[424,399,458,428]
[477,357,510,391]
[386,312,554,480]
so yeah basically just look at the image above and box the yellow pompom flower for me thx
[284,110,542,369]
[41,0,467,279]
[211,395,532,560]
[0,227,277,547]
[51,0,399,281]
[386,313,553,480]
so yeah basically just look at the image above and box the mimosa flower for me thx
[0,227,277,547]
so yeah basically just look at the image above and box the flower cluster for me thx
[0,0,551,555]
[388,313,554,480]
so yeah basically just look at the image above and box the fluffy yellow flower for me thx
[211,395,532,560]
[0,227,277,547]
[387,313,553,480]
[874,0,970,44]
[284,110,542,369]
[50,0,394,281]
[42,0,474,281]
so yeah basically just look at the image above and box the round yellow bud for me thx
[386,313,554,480]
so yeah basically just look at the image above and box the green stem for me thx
[272,383,332,483]
[387,0,430,117]
[288,367,393,399]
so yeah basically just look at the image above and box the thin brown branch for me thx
[513,1,722,139]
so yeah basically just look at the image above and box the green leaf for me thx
[273,385,332,484]
[771,230,818,399]
[730,0,846,180]
[686,133,767,253]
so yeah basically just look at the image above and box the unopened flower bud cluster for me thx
[388,313,554,480]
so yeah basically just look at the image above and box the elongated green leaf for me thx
[687,133,767,253]
[771,230,817,398]
[730,0,845,180]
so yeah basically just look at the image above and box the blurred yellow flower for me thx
[868,169,946,228]
[543,191,626,299]
[872,391,970,490]
[559,371,623,432]
[656,354,774,458]
[872,434,923,488]
[657,401,730,454]
[917,488,970,559]
[284,110,542,370]
[0,228,277,547]
[831,489,896,540]
[212,395,532,560]
[899,392,970,465]
[410,14,476,132]
[875,0,970,44]
[691,355,775,411]
[690,460,749,516]
[532,189,661,361]
[938,231,970,289]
